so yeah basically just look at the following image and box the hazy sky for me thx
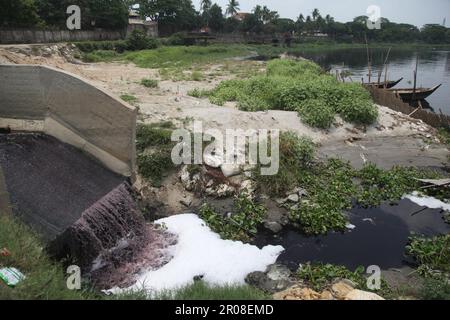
[193,0,449,28]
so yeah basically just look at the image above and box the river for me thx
[297,47,450,115]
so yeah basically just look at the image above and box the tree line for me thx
[1,0,449,44]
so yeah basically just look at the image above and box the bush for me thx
[140,78,159,88]
[126,29,159,51]
[297,99,335,129]
[254,132,315,196]
[339,96,379,125]
[208,59,378,128]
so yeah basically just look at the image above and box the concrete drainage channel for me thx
[0,65,161,288]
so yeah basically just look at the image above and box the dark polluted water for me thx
[253,199,450,271]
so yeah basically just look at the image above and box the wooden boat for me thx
[365,77,403,89]
[389,84,442,101]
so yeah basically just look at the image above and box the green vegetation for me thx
[297,263,366,292]
[156,281,270,300]
[406,234,449,300]
[123,45,251,69]
[136,122,177,186]
[208,59,378,128]
[140,78,159,88]
[191,71,203,81]
[0,214,95,300]
[120,94,138,104]
[188,88,211,98]
[253,132,448,235]
[199,194,267,242]
[406,234,449,277]
[419,276,450,300]
[254,132,315,197]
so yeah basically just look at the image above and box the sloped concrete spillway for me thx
[0,65,170,288]
[0,133,171,288]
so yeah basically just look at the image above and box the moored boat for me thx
[388,84,442,101]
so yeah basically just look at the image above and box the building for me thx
[127,9,158,38]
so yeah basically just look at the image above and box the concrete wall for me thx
[0,65,137,177]
[0,29,124,44]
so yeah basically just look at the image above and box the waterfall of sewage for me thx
[48,182,176,289]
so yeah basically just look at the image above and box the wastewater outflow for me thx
[2,133,449,287]
[254,199,450,271]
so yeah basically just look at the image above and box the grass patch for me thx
[136,122,177,186]
[0,215,96,300]
[140,78,159,88]
[188,88,211,98]
[123,45,251,70]
[208,59,378,128]
[191,71,203,81]
[199,194,267,242]
[83,50,119,63]
[120,94,138,104]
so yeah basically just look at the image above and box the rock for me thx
[345,289,385,300]
[320,290,335,300]
[331,281,354,299]
[216,184,235,198]
[266,264,291,281]
[204,151,223,168]
[273,286,321,300]
[180,196,193,207]
[221,164,242,177]
[246,267,293,293]
[287,194,299,203]
[264,221,283,233]
[241,180,255,194]
[340,279,358,289]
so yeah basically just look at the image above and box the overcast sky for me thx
[193,0,449,28]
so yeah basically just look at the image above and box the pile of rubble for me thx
[246,264,385,301]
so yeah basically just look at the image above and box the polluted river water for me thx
[254,198,450,272]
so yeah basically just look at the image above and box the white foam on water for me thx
[403,191,450,211]
[106,214,284,295]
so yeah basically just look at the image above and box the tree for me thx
[209,3,224,31]
[240,13,262,33]
[200,0,211,12]
[421,24,448,43]
[226,0,239,17]
[138,0,200,33]
[312,8,320,21]
[0,0,42,27]
[200,0,212,26]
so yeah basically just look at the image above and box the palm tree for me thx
[201,0,212,13]
[297,14,305,23]
[226,0,240,17]
[312,8,320,21]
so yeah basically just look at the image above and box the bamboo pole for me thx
[383,48,391,88]
[365,34,372,83]
[412,55,419,101]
